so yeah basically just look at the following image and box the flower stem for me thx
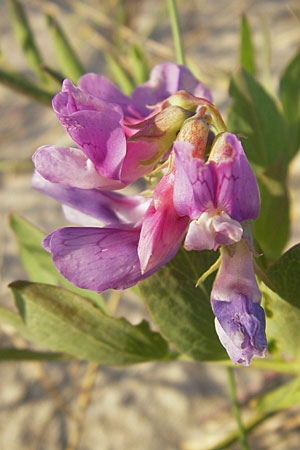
[226,367,249,450]
[207,410,276,450]
[166,0,185,65]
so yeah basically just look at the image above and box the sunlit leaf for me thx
[261,244,300,358]
[9,282,171,365]
[256,377,300,412]
[254,159,290,262]
[6,0,49,85]
[129,44,149,85]
[140,247,227,362]
[46,13,84,83]
[105,54,134,95]
[228,68,287,167]
[240,14,256,76]
[0,306,35,342]
[262,284,300,359]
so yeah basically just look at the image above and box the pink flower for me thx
[33,63,211,190]
[173,132,260,251]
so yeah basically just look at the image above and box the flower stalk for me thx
[226,367,249,450]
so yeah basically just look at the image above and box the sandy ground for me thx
[1,0,300,449]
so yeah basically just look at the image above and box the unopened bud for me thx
[164,90,198,111]
[129,105,193,165]
[177,115,209,159]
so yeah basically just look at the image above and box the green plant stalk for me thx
[166,0,185,65]
[0,68,54,105]
[207,411,276,450]
[46,13,84,83]
[226,367,249,450]
[6,0,49,85]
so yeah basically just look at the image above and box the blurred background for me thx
[1,0,300,448]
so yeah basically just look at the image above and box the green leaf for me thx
[260,19,272,91]
[256,377,300,413]
[0,68,53,105]
[253,160,290,262]
[228,68,287,167]
[9,282,171,365]
[105,54,134,95]
[280,47,300,160]
[262,284,300,358]
[267,243,300,308]
[9,213,108,313]
[261,244,300,358]
[46,14,84,83]
[6,0,50,85]
[0,306,36,342]
[0,348,68,361]
[140,247,227,362]
[240,14,256,76]
[129,44,149,85]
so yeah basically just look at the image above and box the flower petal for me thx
[184,214,215,251]
[138,173,189,273]
[214,297,267,366]
[173,141,216,218]
[33,146,125,189]
[32,171,150,226]
[209,133,260,221]
[212,240,261,303]
[131,63,212,117]
[211,240,267,365]
[78,73,131,115]
[120,140,161,184]
[44,225,180,292]
[52,79,115,115]
[55,109,126,179]
[44,226,143,291]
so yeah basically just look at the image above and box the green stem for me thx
[226,367,249,450]
[207,410,276,450]
[166,0,185,65]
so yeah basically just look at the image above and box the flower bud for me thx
[177,113,209,159]
[128,105,194,165]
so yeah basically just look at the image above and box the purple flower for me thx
[33,63,211,190]
[33,171,189,293]
[211,240,267,366]
[173,132,260,251]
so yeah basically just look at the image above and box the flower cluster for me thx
[33,62,267,366]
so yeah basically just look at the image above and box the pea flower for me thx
[33,130,258,292]
[33,171,189,292]
[173,132,260,252]
[32,66,267,365]
[33,63,211,190]
[211,240,267,366]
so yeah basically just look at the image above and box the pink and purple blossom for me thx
[32,62,267,365]
[33,63,211,190]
